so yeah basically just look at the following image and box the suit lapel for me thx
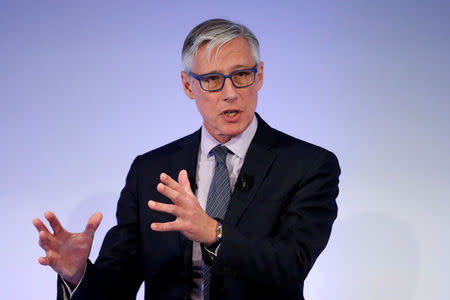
[168,129,201,279]
[169,129,201,187]
[225,115,277,225]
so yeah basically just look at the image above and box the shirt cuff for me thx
[60,264,87,298]
[204,242,221,258]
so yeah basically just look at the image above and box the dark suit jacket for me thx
[58,114,340,300]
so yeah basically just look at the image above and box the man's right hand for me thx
[33,211,103,287]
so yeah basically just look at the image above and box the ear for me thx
[181,71,195,99]
[256,61,264,91]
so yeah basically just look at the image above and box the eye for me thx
[208,75,219,81]
[202,75,220,83]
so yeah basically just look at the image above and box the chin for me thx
[220,126,246,138]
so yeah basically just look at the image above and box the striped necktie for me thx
[203,145,231,300]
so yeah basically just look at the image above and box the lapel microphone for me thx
[237,173,251,191]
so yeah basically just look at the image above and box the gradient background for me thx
[1,1,449,299]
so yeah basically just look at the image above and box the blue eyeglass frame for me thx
[188,64,258,92]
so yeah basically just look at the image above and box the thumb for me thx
[178,169,193,194]
[84,212,103,237]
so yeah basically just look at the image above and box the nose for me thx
[221,77,238,101]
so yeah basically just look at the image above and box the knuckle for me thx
[169,205,178,214]
[47,251,56,263]
[39,237,49,247]
[183,222,193,232]
[184,209,194,218]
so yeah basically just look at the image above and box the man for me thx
[33,19,340,300]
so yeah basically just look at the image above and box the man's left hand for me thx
[148,170,217,246]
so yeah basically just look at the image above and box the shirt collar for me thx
[200,115,258,159]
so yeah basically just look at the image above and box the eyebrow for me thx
[202,64,255,75]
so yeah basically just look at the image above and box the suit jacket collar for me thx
[169,129,201,277]
[171,113,276,190]
[224,113,277,225]
[171,128,201,189]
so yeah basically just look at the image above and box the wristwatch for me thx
[215,218,223,243]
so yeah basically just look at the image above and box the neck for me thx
[213,134,232,144]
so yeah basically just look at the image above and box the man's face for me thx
[181,37,264,143]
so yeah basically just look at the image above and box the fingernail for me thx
[161,173,167,180]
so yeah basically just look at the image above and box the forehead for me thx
[192,37,255,73]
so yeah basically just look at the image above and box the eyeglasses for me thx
[188,65,258,92]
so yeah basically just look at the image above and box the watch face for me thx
[213,218,223,242]
[218,222,223,240]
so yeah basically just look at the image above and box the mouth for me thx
[224,110,239,118]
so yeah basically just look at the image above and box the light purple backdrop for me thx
[1,1,449,299]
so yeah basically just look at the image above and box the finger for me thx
[38,231,51,250]
[44,211,64,235]
[33,218,51,234]
[160,173,184,193]
[150,221,181,232]
[148,200,181,216]
[38,256,50,266]
[84,212,103,237]
[178,170,193,194]
[157,182,181,204]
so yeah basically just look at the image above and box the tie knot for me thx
[211,145,229,164]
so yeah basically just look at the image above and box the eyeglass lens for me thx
[200,70,255,91]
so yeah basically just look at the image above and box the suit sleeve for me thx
[212,150,340,287]
[59,156,144,300]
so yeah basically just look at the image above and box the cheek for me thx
[195,97,217,120]
[244,90,258,110]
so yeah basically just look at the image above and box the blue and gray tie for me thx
[203,145,231,300]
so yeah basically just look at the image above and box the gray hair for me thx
[182,18,260,72]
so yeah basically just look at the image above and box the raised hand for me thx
[148,170,218,246]
[33,211,103,286]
